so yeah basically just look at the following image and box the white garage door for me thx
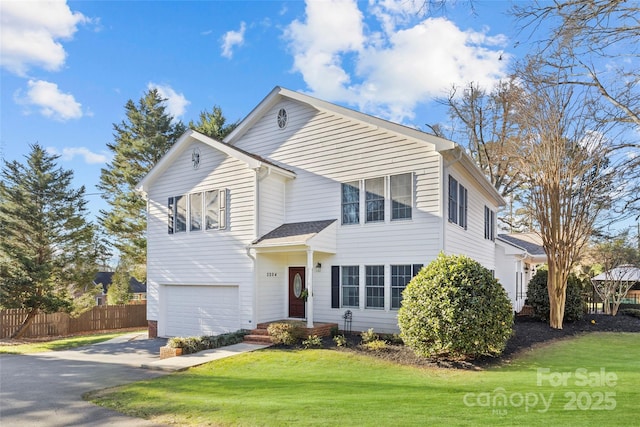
[164,285,240,337]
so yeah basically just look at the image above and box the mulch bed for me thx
[311,313,640,370]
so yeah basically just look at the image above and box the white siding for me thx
[146,141,256,330]
[234,100,445,334]
[444,162,498,270]
[258,173,286,237]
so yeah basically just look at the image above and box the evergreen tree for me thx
[0,145,98,338]
[189,105,238,140]
[98,89,186,268]
[107,263,132,305]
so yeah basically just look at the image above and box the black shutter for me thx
[331,265,340,308]
[412,264,423,276]
[168,197,174,234]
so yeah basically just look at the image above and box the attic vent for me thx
[277,108,288,129]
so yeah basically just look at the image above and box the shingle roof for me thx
[252,219,337,246]
[93,272,147,294]
[497,233,546,256]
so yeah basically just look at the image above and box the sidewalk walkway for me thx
[141,342,271,372]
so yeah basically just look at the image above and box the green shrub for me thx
[527,269,586,322]
[333,334,348,347]
[267,322,305,345]
[166,331,247,355]
[362,339,388,351]
[361,328,379,344]
[620,308,640,319]
[302,335,323,349]
[398,253,513,359]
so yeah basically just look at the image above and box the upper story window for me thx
[341,181,360,224]
[341,173,413,225]
[169,189,226,234]
[365,177,385,223]
[391,173,412,220]
[484,206,496,241]
[448,175,467,229]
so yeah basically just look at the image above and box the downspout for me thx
[441,146,464,255]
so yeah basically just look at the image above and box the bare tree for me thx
[515,55,618,329]
[440,79,531,230]
[512,0,640,215]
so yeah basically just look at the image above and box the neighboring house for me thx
[94,272,147,305]
[137,86,508,338]
[495,233,547,312]
[591,264,640,304]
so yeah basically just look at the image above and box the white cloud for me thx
[284,0,509,122]
[47,146,110,164]
[0,0,88,76]
[147,82,190,118]
[221,22,247,59]
[15,79,83,121]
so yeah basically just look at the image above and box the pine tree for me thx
[189,105,238,140]
[98,89,186,268]
[0,145,98,338]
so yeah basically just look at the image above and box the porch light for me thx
[315,262,322,272]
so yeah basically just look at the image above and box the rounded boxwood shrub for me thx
[526,269,585,322]
[398,253,513,359]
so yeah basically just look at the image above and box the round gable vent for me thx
[277,108,288,129]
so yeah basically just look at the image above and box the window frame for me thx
[341,181,360,225]
[168,189,227,234]
[341,265,360,308]
[448,175,467,229]
[391,264,412,310]
[365,177,385,223]
[390,173,412,221]
[365,265,385,309]
[484,206,496,241]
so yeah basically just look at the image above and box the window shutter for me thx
[168,197,174,234]
[331,265,340,308]
[219,189,227,229]
[412,264,423,276]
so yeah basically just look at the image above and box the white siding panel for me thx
[258,174,285,237]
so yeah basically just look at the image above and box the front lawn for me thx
[88,332,640,426]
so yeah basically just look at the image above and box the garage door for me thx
[164,285,240,337]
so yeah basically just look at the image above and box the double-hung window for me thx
[448,176,467,229]
[341,181,360,225]
[391,265,413,309]
[484,206,495,241]
[341,266,359,307]
[365,265,384,309]
[391,173,412,220]
[365,178,385,223]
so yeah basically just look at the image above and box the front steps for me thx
[243,321,339,344]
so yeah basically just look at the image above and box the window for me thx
[365,178,385,222]
[341,181,360,224]
[391,173,412,220]
[175,195,187,233]
[168,189,226,234]
[448,175,467,229]
[341,266,359,307]
[484,206,495,241]
[365,265,385,309]
[391,265,412,309]
[190,193,202,231]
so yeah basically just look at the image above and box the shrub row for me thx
[166,330,248,355]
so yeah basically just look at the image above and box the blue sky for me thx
[2,0,531,222]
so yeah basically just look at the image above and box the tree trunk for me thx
[10,308,39,339]
[547,262,566,329]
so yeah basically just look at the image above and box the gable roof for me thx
[136,129,295,194]
[497,233,547,259]
[224,86,504,206]
[251,219,336,248]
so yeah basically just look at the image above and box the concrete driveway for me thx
[0,334,170,426]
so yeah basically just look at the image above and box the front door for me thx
[288,267,306,318]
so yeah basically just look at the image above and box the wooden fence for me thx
[0,304,147,339]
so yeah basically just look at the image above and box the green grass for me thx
[0,330,145,354]
[88,332,640,426]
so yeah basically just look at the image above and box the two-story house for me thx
[137,86,507,338]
